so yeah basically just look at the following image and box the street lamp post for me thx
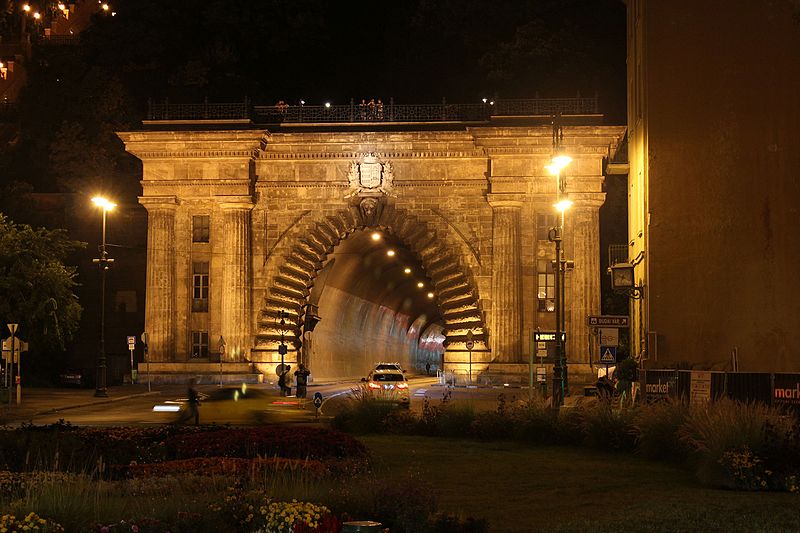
[544,118,573,408]
[278,310,288,370]
[91,196,116,398]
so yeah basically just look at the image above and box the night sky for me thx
[2,0,626,197]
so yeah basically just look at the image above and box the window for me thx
[191,331,209,358]
[537,259,555,312]
[192,215,210,243]
[537,214,558,241]
[192,261,209,312]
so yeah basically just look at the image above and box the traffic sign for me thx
[599,328,619,347]
[313,392,323,408]
[465,340,475,351]
[7,324,18,335]
[599,346,617,364]
[533,331,566,342]
[588,315,629,327]
[127,336,136,349]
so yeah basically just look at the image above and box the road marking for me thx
[414,388,427,397]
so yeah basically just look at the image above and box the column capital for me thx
[217,195,255,210]
[138,196,179,210]
[486,193,525,209]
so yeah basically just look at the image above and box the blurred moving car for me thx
[363,368,410,408]
[152,385,276,424]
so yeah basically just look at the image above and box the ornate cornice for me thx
[138,195,180,209]
[135,150,258,159]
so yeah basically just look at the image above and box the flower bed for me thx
[124,457,329,478]
[163,426,368,461]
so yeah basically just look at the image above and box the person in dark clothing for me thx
[294,363,311,399]
[425,362,431,375]
[278,365,291,396]
[180,379,200,425]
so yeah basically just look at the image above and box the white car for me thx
[364,368,410,408]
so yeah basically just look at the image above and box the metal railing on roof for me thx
[146,96,600,123]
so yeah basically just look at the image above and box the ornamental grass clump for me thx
[678,398,796,489]
[632,399,690,462]
[579,402,637,451]
[331,386,397,434]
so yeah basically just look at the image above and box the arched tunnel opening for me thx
[303,229,445,380]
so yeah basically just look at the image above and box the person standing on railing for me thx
[376,99,384,120]
[368,99,376,120]
[359,99,367,120]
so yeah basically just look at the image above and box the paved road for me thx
[1,377,436,426]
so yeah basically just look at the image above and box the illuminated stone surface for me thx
[120,123,625,380]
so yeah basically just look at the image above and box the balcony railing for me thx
[146,96,600,123]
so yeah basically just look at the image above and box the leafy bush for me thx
[508,397,559,444]
[164,426,369,461]
[435,403,476,438]
[580,403,637,451]
[331,388,397,434]
[633,399,690,461]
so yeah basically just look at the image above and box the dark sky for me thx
[82,0,627,116]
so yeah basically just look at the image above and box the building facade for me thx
[626,0,800,370]
[120,104,624,382]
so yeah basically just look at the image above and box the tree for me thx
[0,214,84,351]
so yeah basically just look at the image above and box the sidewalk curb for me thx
[32,390,161,417]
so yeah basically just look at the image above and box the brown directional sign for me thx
[587,315,629,327]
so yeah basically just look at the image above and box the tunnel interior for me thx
[304,229,445,380]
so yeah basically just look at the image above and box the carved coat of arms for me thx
[346,153,394,197]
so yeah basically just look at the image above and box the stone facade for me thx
[119,122,624,381]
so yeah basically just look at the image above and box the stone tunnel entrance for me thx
[304,228,444,380]
[120,106,625,384]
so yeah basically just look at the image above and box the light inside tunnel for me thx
[305,229,444,380]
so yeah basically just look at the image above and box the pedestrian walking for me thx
[180,379,200,425]
[278,365,292,396]
[425,362,431,376]
[294,363,311,399]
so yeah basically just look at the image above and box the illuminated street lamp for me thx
[91,196,116,397]
[544,117,573,408]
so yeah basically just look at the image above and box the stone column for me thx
[568,194,605,364]
[140,197,179,361]
[487,195,523,362]
[219,198,254,362]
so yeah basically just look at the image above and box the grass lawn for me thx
[360,435,800,532]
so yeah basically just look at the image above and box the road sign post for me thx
[127,336,136,384]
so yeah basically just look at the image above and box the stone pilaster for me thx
[568,194,605,364]
[140,196,179,361]
[219,198,254,362]
[487,194,523,362]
